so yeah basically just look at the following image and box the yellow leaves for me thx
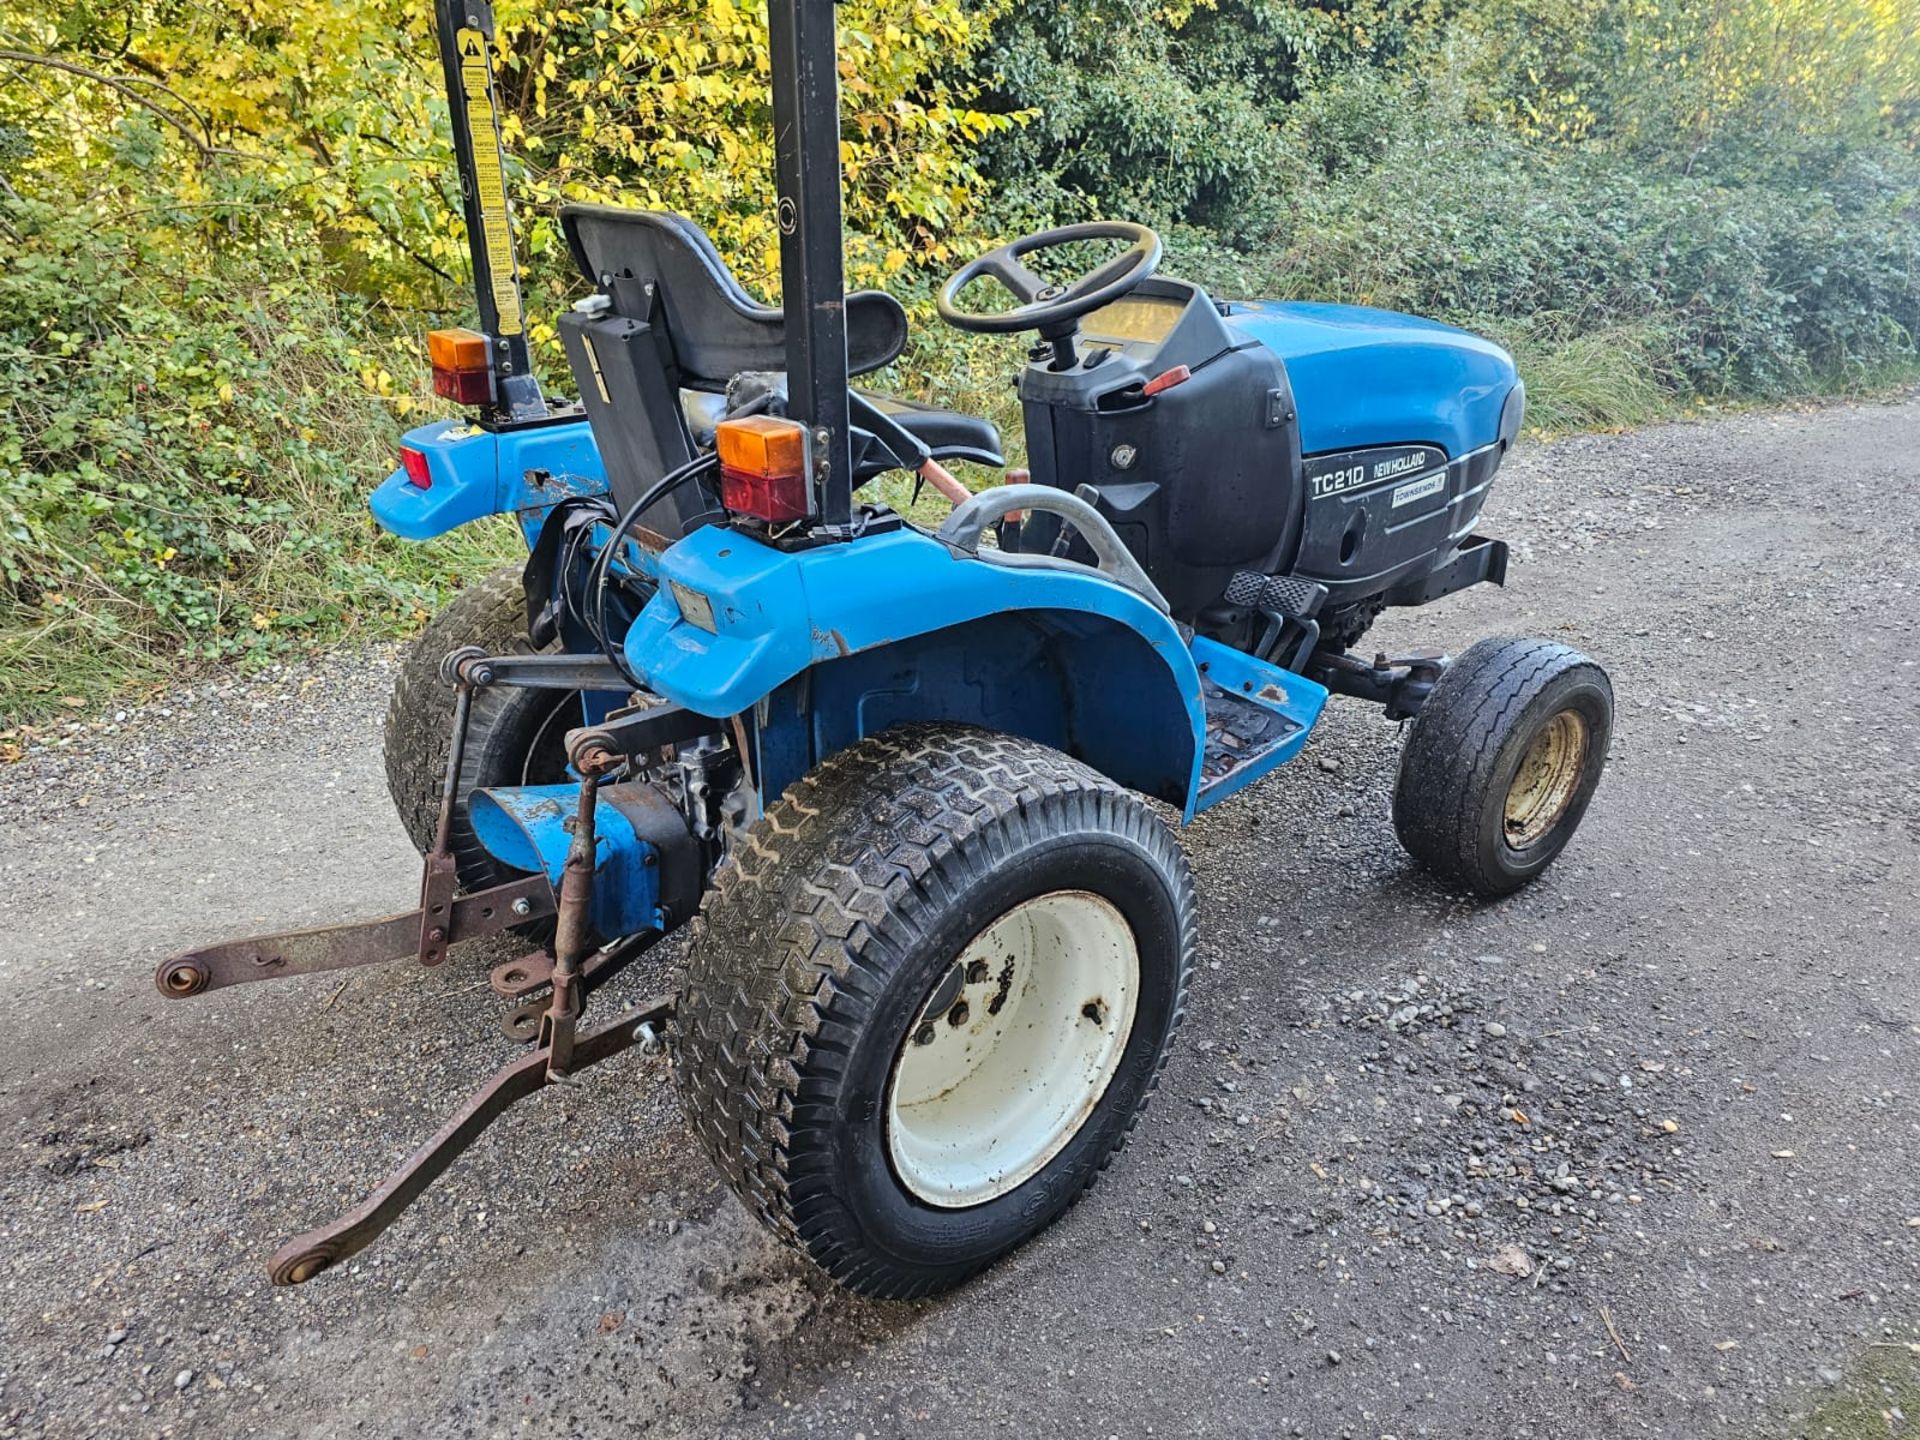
[18,0,1003,309]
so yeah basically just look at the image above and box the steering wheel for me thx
[937,221,1162,338]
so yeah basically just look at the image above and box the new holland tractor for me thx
[156,0,1614,1299]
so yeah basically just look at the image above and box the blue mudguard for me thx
[629,523,1204,810]
[622,523,1327,822]
[372,420,1332,825]
[369,417,609,542]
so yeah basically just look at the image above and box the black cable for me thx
[557,508,605,647]
[588,453,719,688]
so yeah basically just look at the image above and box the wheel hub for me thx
[885,891,1139,1208]
[1503,709,1590,849]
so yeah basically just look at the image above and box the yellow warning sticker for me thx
[456,27,523,337]
[580,334,612,404]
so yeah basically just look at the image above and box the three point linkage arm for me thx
[154,646,685,1285]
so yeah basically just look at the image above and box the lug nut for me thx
[947,1000,970,1027]
[914,1023,937,1047]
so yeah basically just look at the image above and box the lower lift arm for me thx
[151,647,681,1284]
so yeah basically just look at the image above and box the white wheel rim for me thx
[885,891,1140,1208]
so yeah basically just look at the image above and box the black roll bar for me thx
[432,0,548,425]
[767,0,855,532]
[429,0,858,523]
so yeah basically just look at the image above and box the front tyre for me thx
[673,725,1196,1299]
[1392,636,1613,897]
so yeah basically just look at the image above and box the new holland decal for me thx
[1304,445,1449,502]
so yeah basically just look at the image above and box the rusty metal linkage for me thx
[537,740,618,1078]
[490,948,556,999]
[266,995,672,1286]
[162,654,672,1285]
[153,874,553,999]
[494,930,662,1041]
[153,664,557,999]
[416,678,475,968]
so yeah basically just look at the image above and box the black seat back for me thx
[555,205,909,534]
[561,205,908,385]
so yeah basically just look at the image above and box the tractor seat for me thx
[558,203,997,522]
[561,204,908,382]
[680,388,1004,475]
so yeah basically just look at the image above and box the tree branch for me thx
[0,48,236,162]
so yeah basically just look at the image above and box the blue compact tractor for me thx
[159,0,1613,1298]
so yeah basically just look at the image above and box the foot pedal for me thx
[1224,571,1326,619]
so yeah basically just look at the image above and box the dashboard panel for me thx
[1079,295,1188,349]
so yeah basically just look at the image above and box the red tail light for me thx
[428,328,493,406]
[400,446,432,489]
[714,416,812,524]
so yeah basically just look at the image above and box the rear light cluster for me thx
[418,322,820,527]
[428,327,493,406]
[714,415,813,524]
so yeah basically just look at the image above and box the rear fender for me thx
[369,417,607,543]
[625,524,1208,814]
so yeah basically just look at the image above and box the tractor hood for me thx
[1225,301,1517,458]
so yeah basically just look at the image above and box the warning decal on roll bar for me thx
[456,27,523,337]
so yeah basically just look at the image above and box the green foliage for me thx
[1239,75,1920,398]
[0,0,1008,724]
[0,193,515,719]
[1,0,1917,725]
[970,0,1918,421]
[1454,0,1920,161]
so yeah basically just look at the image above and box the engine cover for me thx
[1293,440,1504,607]
[1010,277,1523,626]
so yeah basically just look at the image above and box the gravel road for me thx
[3,396,1918,1440]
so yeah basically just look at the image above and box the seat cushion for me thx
[857,391,1005,467]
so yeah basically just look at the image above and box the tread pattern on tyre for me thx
[672,724,1196,1298]
[383,565,562,890]
[1392,635,1611,894]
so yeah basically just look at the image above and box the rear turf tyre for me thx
[673,725,1196,1299]
[383,565,578,895]
[1392,636,1612,898]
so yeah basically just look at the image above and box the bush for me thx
[1154,72,1920,403]
[0,196,512,720]
[1,0,1916,728]
[0,0,1011,725]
